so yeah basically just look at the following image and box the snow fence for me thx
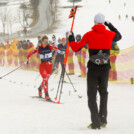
[0,44,134,84]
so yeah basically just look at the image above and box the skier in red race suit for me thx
[25,35,58,100]
[68,13,122,129]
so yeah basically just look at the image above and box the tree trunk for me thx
[3,23,5,34]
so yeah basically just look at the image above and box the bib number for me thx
[40,53,52,59]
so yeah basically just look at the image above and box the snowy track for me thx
[0,67,134,134]
[1,0,134,133]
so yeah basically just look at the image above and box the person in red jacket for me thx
[25,35,58,101]
[69,13,122,129]
[27,40,34,49]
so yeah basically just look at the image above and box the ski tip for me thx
[57,101,61,104]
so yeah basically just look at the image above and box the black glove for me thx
[105,21,122,41]
[69,32,75,43]
[104,21,110,26]
[104,21,117,32]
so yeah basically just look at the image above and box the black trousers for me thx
[87,68,109,128]
[52,54,65,75]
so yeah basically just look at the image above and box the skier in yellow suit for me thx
[0,42,5,66]
[75,34,88,77]
[10,39,19,66]
[66,32,75,74]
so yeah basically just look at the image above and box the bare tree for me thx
[0,8,8,34]
[29,0,39,27]
[19,1,37,28]
[17,9,24,28]
[7,13,18,34]
[20,3,31,28]
[49,0,57,22]
[68,0,82,6]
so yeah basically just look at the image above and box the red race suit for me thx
[27,44,58,94]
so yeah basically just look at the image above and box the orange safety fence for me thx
[0,43,134,84]
[109,45,134,84]
[0,46,40,71]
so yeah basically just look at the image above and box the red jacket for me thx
[27,43,34,49]
[70,24,115,51]
[27,44,58,60]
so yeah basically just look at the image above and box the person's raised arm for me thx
[27,48,38,60]
[69,32,89,52]
[24,48,38,65]
[48,44,58,51]
[104,21,122,41]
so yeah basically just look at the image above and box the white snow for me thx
[50,0,134,50]
[0,0,134,134]
[0,0,51,36]
[0,66,134,134]
[30,0,53,34]
[0,0,31,33]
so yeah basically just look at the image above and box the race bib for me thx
[57,50,65,55]
[40,53,52,59]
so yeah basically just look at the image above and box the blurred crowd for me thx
[0,32,89,77]
[0,30,121,79]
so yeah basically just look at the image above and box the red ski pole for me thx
[56,5,81,104]
[63,5,81,68]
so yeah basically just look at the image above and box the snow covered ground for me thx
[0,0,52,40]
[28,0,134,52]
[45,0,134,50]
[30,0,53,34]
[0,66,134,134]
[0,0,31,35]
[0,0,134,134]
[1,0,134,51]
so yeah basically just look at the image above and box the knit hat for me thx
[61,37,66,41]
[52,35,56,38]
[94,13,105,24]
[76,34,81,42]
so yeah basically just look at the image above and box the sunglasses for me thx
[43,41,48,44]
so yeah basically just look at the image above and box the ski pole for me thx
[56,5,81,103]
[53,66,64,79]
[34,74,40,81]
[65,70,77,92]
[52,67,62,79]
[55,70,63,101]
[0,65,23,79]
[57,68,65,104]
[56,54,77,91]
[63,5,81,67]
[65,70,82,98]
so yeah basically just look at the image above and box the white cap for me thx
[94,13,105,24]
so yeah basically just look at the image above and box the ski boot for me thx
[45,91,51,101]
[100,122,107,128]
[87,124,101,130]
[38,85,42,98]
